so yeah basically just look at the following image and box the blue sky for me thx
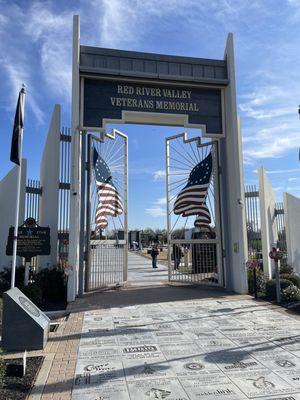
[0,0,300,229]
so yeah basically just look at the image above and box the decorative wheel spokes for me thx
[90,131,127,241]
[167,134,218,240]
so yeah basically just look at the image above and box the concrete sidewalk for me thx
[13,255,300,400]
[127,251,168,286]
[22,283,300,400]
[70,293,300,400]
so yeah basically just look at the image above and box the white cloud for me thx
[252,168,300,174]
[1,56,45,124]
[239,85,297,121]
[242,124,300,161]
[145,197,166,217]
[153,170,166,181]
[24,3,74,102]
[145,206,166,217]
[156,197,167,205]
[97,0,259,49]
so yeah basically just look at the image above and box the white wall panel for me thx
[284,192,300,274]
[38,105,61,268]
[0,159,27,269]
[258,167,278,278]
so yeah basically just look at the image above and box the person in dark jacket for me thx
[150,244,159,268]
[173,244,183,270]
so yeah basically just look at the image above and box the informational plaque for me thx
[6,219,50,260]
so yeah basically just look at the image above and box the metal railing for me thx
[24,128,71,268]
[169,239,219,285]
[25,179,41,268]
[244,185,261,259]
[89,241,126,290]
[275,202,287,252]
[58,127,71,266]
[25,179,41,222]
[244,186,287,264]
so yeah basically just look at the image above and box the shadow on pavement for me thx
[67,285,241,313]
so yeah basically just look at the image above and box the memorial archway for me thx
[67,15,248,300]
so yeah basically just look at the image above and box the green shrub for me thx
[280,274,300,288]
[0,348,5,388]
[266,278,293,300]
[247,268,266,295]
[0,266,25,295]
[20,284,43,307]
[280,264,293,275]
[282,284,300,303]
[35,267,66,302]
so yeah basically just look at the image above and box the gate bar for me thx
[78,130,86,297]
[165,137,171,281]
[85,134,92,292]
[123,132,128,282]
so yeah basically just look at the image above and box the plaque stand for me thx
[2,287,50,351]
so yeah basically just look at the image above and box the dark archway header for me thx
[80,46,228,85]
[79,46,228,135]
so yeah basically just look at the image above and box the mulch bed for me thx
[1,356,44,400]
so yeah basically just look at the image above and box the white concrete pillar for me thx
[283,192,300,275]
[258,167,278,278]
[38,104,61,268]
[0,159,27,269]
[68,15,81,302]
[219,33,248,293]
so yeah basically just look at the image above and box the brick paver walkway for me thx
[69,296,300,400]
[28,256,300,400]
[40,311,84,400]
[36,285,230,399]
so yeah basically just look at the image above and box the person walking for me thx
[151,244,159,269]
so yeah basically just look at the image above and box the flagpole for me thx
[11,85,25,289]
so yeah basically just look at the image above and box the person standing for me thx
[173,244,183,270]
[151,244,159,269]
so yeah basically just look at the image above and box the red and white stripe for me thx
[173,184,208,217]
[95,183,123,230]
[194,204,211,228]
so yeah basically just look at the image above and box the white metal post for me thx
[68,15,80,302]
[24,261,30,286]
[165,138,171,281]
[11,154,22,288]
[78,130,86,296]
[11,88,25,289]
[85,134,92,292]
[123,134,128,282]
[213,141,224,287]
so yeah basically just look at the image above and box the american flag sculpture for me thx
[93,147,123,230]
[173,151,213,228]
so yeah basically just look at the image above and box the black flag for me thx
[10,87,25,165]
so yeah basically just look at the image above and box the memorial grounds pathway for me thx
[14,253,300,399]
